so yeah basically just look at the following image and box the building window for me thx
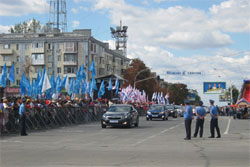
[64,66,77,74]
[3,44,10,49]
[48,67,52,75]
[16,44,19,50]
[64,42,77,53]
[16,80,20,86]
[35,67,43,73]
[7,80,10,86]
[48,43,52,50]
[3,56,11,61]
[64,54,77,62]
[57,67,61,74]
[57,55,61,61]
[16,56,20,62]
[25,44,29,50]
[16,68,19,74]
[99,68,104,75]
[32,42,44,48]
[48,55,53,62]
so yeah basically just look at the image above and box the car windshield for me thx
[165,105,173,109]
[149,105,163,110]
[108,106,131,112]
[175,106,181,109]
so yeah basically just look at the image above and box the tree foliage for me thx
[225,85,239,104]
[123,58,191,104]
[9,19,51,33]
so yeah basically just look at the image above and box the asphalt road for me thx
[0,116,249,167]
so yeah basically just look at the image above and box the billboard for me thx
[203,82,226,94]
[219,95,231,102]
[187,93,196,101]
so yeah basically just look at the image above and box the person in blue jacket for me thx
[193,101,206,138]
[208,100,221,138]
[19,99,28,136]
[184,100,193,140]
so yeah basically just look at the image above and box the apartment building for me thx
[0,29,130,87]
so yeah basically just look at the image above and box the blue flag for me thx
[115,77,119,94]
[89,61,96,77]
[81,80,87,94]
[56,76,62,93]
[50,75,56,94]
[108,78,112,91]
[98,80,105,98]
[0,63,7,87]
[81,65,86,80]
[68,78,74,96]
[60,76,67,88]
[9,63,15,84]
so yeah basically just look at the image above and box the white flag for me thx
[42,71,51,92]
[65,76,70,93]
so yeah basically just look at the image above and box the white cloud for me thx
[92,0,250,105]
[0,0,49,16]
[80,6,89,11]
[72,20,80,28]
[0,25,11,33]
[209,0,250,33]
[93,0,237,50]
[154,0,178,3]
[71,8,78,14]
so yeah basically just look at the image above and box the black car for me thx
[101,104,139,128]
[165,105,178,118]
[146,104,169,120]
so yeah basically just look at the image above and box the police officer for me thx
[193,101,206,138]
[208,100,221,138]
[184,100,193,140]
[19,99,28,136]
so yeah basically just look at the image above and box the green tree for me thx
[226,85,239,104]
[167,83,188,105]
[8,19,48,33]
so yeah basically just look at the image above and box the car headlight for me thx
[147,111,151,115]
[160,111,164,114]
[102,115,107,119]
[171,111,174,113]
[124,113,130,118]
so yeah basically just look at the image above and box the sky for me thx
[0,0,249,105]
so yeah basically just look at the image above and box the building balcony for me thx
[63,73,76,78]
[0,49,13,55]
[0,61,12,66]
[31,60,45,65]
[31,48,45,53]
[63,61,77,66]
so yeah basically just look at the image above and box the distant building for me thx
[0,29,130,87]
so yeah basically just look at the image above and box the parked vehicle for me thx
[101,104,139,128]
[175,105,184,117]
[165,105,178,118]
[146,104,169,120]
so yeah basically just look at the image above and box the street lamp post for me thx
[134,68,151,88]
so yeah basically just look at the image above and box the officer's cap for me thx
[209,99,215,104]
[199,101,203,106]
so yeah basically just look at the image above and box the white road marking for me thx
[134,124,181,146]
[224,118,231,135]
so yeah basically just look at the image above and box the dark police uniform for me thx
[209,104,221,138]
[184,104,193,140]
[193,106,206,138]
[19,103,27,136]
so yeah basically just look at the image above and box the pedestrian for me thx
[208,100,221,138]
[184,100,193,140]
[19,99,28,136]
[193,101,206,138]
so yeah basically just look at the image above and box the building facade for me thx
[0,29,130,87]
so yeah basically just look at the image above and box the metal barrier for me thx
[1,104,107,135]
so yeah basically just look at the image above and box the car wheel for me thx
[146,117,149,121]
[134,118,139,127]
[127,119,133,128]
[166,117,168,120]
[101,123,106,128]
